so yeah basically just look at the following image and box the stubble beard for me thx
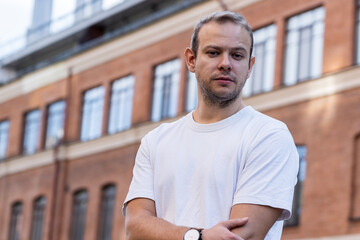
[198,78,244,108]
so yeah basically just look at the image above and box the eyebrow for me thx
[203,45,248,54]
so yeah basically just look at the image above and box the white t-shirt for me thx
[124,106,299,239]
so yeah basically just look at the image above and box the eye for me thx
[207,50,219,57]
[232,52,244,60]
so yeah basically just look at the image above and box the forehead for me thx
[198,21,251,51]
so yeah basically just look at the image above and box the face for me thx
[185,21,255,107]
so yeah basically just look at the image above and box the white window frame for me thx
[186,71,198,112]
[80,86,105,141]
[0,120,10,160]
[284,7,325,86]
[151,58,181,122]
[45,100,66,148]
[356,0,360,64]
[23,109,41,155]
[108,75,135,134]
[243,24,277,97]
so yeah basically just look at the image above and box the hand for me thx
[201,217,248,240]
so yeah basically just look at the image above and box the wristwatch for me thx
[184,228,202,240]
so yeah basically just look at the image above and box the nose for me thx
[218,54,231,72]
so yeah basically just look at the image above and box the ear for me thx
[247,56,255,79]
[184,47,196,73]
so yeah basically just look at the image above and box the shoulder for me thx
[144,113,189,141]
[247,107,287,130]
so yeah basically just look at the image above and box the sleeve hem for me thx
[122,192,155,216]
[233,195,292,221]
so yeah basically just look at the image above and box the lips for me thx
[213,76,234,83]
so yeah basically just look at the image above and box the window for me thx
[185,71,198,112]
[108,76,134,134]
[350,134,360,220]
[97,184,116,240]
[75,0,97,20]
[30,197,46,240]
[285,145,307,227]
[45,100,66,148]
[243,24,277,97]
[356,0,360,64]
[284,7,325,86]
[151,59,181,122]
[23,109,41,154]
[70,190,88,240]
[9,202,23,240]
[0,120,10,160]
[80,86,105,141]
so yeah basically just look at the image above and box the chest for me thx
[151,129,246,192]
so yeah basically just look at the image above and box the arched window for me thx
[97,184,116,240]
[9,201,23,240]
[30,196,46,240]
[70,189,88,240]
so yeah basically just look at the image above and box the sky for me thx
[0,0,124,59]
[0,0,34,45]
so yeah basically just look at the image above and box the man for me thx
[123,11,299,240]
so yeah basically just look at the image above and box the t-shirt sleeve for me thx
[122,136,154,216]
[233,126,299,221]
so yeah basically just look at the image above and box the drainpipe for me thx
[48,67,72,240]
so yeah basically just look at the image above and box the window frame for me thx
[356,0,360,64]
[23,109,41,155]
[45,100,66,148]
[97,184,116,240]
[0,119,10,160]
[284,145,307,227]
[69,189,88,240]
[9,201,23,240]
[185,71,198,112]
[243,24,277,97]
[151,58,181,122]
[283,7,325,86]
[30,196,47,240]
[80,86,105,141]
[108,75,135,134]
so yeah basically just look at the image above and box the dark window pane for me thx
[9,202,23,240]
[70,190,88,240]
[284,145,307,227]
[31,196,46,240]
[97,185,116,240]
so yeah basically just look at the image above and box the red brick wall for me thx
[0,0,359,239]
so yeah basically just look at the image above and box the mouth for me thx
[213,76,234,84]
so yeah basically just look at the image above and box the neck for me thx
[192,96,246,124]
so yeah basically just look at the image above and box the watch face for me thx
[184,229,200,240]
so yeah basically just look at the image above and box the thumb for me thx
[222,217,248,229]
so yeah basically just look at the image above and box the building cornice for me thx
[244,66,360,111]
[1,64,360,177]
[1,65,360,176]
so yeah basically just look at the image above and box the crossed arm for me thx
[125,198,282,240]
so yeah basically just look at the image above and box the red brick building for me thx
[0,0,360,239]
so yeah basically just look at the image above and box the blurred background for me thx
[0,0,359,239]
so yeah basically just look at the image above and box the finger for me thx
[222,217,248,229]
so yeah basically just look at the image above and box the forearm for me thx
[229,204,282,240]
[125,209,187,240]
